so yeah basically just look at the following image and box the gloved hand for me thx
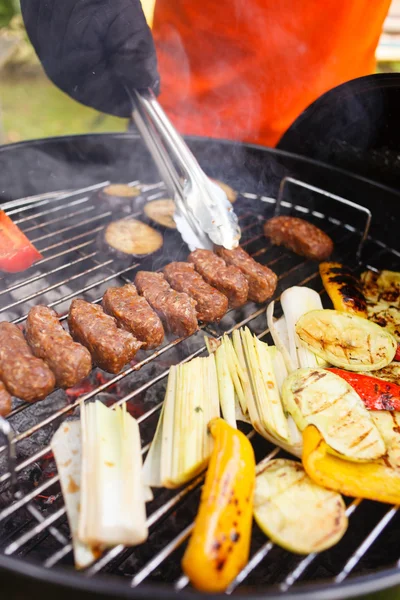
[20,0,159,117]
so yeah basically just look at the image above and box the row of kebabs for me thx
[0,245,278,417]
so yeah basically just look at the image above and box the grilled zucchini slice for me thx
[362,269,400,343]
[254,459,347,554]
[295,309,397,371]
[282,368,385,462]
[371,411,400,471]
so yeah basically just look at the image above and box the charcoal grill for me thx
[0,133,399,600]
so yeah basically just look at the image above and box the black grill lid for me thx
[279,73,400,188]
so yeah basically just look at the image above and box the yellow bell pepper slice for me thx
[302,424,400,505]
[182,418,255,592]
[319,262,368,318]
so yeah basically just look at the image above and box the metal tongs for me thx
[131,89,241,250]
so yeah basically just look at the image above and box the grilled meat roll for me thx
[264,216,333,261]
[188,249,248,308]
[26,305,92,388]
[68,299,142,374]
[135,271,198,338]
[216,246,277,303]
[0,382,12,417]
[0,322,55,402]
[163,262,228,323]
[102,284,164,350]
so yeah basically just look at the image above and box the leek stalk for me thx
[267,286,327,372]
[51,420,99,569]
[143,356,220,488]
[79,401,148,547]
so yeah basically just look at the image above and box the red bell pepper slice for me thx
[0,211,42,273]
[328,367,400,411]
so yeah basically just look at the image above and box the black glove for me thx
[20,0,159,117]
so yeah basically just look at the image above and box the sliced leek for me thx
[79,401,148,547]
[267,302,296,373]
[254,459,347,554]
[241,327,290,443]
[207,329,301,456]
[267,286,327,372]
[268,345,288,394]
[296,309,397,371]
[281,286,327,369]
[51,420,99,569]
[215,341,236,428]
[282,368,385,462]
[143,356,220,488]
[232,329,254,414]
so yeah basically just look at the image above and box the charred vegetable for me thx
[328,368,400,411]
[143,199,177,229]
[182,418,255,593]
[282,368,385,462]
[98,184,141,213]
[360,362,400,385]
[362,269,400,343]
[303,425,400,504]
[253,459,347,554]
[101,218,163,259]
[296,309,397,371]
[319,262,367,317]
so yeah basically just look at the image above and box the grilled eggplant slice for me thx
[143,199,177,229]
[102,219,163,259]
[97,184,142,213]
[253,459,347,554]
[296,309,397,371]
[282,368,385,462]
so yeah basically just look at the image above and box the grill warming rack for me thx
[0,177,398,595]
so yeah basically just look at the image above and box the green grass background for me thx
[0,71,127,143]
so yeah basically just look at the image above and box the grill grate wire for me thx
[0,178,398,595]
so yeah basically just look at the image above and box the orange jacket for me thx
[152,1,391,147]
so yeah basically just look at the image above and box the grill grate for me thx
[0,178,398,597]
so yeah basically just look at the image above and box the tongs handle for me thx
[131,91,182,199]
[130,88,240,250]
[131,90,212,246]
[134,90,203,182]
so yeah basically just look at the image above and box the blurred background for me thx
[0,0,399,146]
